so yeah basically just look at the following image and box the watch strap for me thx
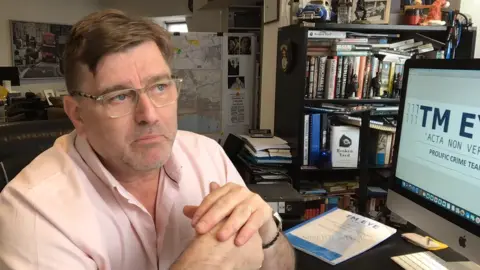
[262,212,282,249]
[262,230,280,249]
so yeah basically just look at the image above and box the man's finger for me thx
[194,188,250,234]
[191,184,233,225]
[210,182,220,191]
[216,203,253,242]
[235,210,265,246]
[183,205,198,219]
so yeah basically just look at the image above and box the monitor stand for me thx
[447,261,480,270]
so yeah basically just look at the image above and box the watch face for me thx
[273,212,283,230]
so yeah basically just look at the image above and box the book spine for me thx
[335,56,344,98]
[305,58,310,98]
[340,57,349,99]
[325,58,337,99]
[316,56,327,98]
[357,56,366,98]
[363,56,372,98]
[388,62,396,95]
[321,113,329,149]
[309,56,316,98]
[312,57,319,98]
[303,114,310,166]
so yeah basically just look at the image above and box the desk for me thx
[295,232,467,269]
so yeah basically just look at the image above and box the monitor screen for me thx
[395,68,480,231]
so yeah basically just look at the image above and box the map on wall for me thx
[171,33,223,136]
[172,33,222,70]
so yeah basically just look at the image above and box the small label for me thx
[307,30,347,39]
[268,202,278,212]
[279,202,286,214]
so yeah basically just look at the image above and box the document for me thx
[285,208,396,265]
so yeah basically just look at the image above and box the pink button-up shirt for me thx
[0,130,246,270]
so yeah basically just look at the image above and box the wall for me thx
[0,0,102,93]
[187,0,227,33]
[101,0,192,17]
[259,0,290,131]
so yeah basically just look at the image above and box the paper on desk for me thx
[285,208,396,265]
[239,135,289,152]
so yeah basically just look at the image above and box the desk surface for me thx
[295,232,466,269]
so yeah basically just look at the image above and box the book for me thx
[330,125,360,168]
[285,208,397,265]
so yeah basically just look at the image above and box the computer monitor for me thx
[387,59,480,264]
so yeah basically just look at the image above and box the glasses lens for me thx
[148,79,181,107]
[102,89,137,117]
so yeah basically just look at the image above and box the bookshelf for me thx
[274,24,477,215]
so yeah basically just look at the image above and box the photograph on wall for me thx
[228,57,240,76]
[228,36,240,55]
[239,37,252,55]
[10,20,72,80]
[228,76,245,90]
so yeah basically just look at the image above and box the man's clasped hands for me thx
[171,182,276,270]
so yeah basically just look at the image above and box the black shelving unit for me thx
[274,24,477,215]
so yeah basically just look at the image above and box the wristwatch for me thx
[273,211,283,231]
[262,211,282,249]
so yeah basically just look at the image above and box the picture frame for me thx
[10,20,72,80]
[43,89,56,106]
[264,0,280,24]
[352,0,391,24]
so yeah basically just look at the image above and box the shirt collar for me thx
[72,131,183,189]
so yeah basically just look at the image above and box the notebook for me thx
[284,208,396,265]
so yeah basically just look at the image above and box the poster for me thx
[227,91,249,126]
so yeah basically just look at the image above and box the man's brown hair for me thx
[63,9,173,94]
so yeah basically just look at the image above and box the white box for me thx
[330,125,360,168]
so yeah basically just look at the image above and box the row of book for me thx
[301,183,388,220]
[304,31,440,99]
[301,181,357,219]
[305,54,405,100]
[303,112,397,168]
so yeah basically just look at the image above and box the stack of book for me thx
[238,135,292,164]
[305,30,438,100]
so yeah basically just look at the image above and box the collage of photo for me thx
[227,36,251,90]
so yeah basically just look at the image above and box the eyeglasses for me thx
[71,78,183,118]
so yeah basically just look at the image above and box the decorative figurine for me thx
[393,72,403,98]
[420,0,450,25]
[346,74,359,98]
[337,0,353,24]
[297,0,335,22]
[404,0,423,25]
[371,71,382,97]
[353,0,370,24]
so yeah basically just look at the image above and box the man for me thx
[0,9,295,270]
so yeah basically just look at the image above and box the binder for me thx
[309,113,321,166]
